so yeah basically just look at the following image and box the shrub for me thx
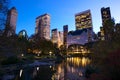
[1,56,20,65]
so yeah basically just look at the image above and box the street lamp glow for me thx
[21,54,24,57]
[37,51,41,56]
[49,51,52,56]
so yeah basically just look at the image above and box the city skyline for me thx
[11,0,120,36]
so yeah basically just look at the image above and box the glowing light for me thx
[37,67,39,71]
[49,65,52,68]
[19,69,23,77]
[49,51,52,56]
[21,54,24,57]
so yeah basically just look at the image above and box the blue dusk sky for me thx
[11,0,120,36]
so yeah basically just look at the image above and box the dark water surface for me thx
[2,57,90,80]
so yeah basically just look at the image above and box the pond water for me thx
[2,57,90,80]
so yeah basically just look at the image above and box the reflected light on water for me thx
[53,57,91,80]
[79,71,83,77]
[19,69,23,77]
[67,57,90,67]
[12,57,91,80]
[49,65,52,68]
[37,67,39,71]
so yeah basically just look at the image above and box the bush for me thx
[1,56,20,65]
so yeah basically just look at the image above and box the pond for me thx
[2,57,90,80]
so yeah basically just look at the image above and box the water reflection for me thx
[2,57,90,80]
[54,57,90,80]
[19,69,23,77]
[67,57,90,67]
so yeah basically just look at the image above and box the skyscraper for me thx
[35,13,50,40]
[101,7,111,25]
[59,31,63,47]
[5,7,18,36]
[51,29,58,44]
[51,29,63,48]
[75,10,93,30]
[101,7,112,40]
[63,25,68,48]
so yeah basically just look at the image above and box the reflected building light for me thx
[82,57,86,67]
[37,67,39,71]
[33,68,37,77]
[49,65,52,68]
[67,57,90,67]
[79,71,83,77]
[19,69,23,77]
[71,67,74,73]
[57,75,60,80]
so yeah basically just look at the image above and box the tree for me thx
[15,33,30,55]
[114,23,120,41]
[0,0,10,31]
[103,18,115,40]
[29,34,56,55]
[88,19,120,80]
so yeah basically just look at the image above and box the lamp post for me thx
[37,51,41,56]
[49,51,52,56]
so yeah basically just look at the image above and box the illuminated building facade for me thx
[67,28,94,54]
[51,29,63,47]
[101,7,112,40]
[35,13,50,40]
[63,25,68,48]
[67,28,93,48]
[58,31,63,47]
[75,10,93,30]
[51,29,59,44]
[6,7,18,36]
[99,27,105,40]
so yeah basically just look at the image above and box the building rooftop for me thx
[36,13,50,19]
[101,7,110,10]
[11,7,16,10]
[75,9,91,16]
[68,27,92,35]
[52,28,57,31]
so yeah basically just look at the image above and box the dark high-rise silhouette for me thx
[101,7,112,40]
[63,25,68,48]
[101,7,111,25]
